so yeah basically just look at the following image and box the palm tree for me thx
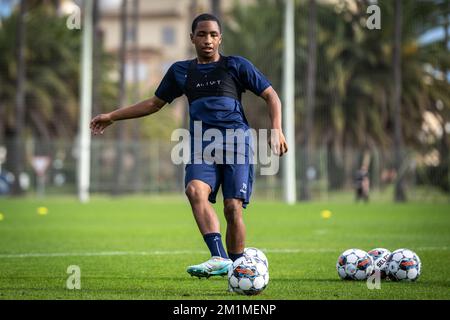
[217,0,450,197]
[306,2,376,190]
[92,0,101,118]
[443,0,450,192]
[222,0,284,131]
[439,0,449,192]
[0,5,80,141]
[393,0,406,201]
[0,2,120,196]
[130,0,142,193]
[112,0,129,195]
[300,0,317,201]
[11,0,26,195]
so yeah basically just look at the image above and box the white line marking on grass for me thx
[0,246,447,259]
[0,250,204,258]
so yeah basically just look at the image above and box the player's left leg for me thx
[224,198,246,261]
[222,161,253,262]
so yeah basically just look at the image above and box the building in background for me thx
[100,0,210,89]
[96,0,241,120]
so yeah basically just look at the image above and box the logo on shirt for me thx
[240,183,247,194]
[196,79,222,88]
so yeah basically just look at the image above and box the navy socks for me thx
[203,233,228,259]
[227,252,244,262]
[203,233,244,261]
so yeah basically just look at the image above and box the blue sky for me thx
[0,0,17,18]
[419,27,450,48]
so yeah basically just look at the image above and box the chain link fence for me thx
[0,138,448,203]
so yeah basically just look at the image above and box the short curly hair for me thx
[191,13,222,34]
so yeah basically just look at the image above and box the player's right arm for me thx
[90,95,167,135]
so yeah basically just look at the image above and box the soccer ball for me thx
[336,248,374,280]
[228,256,269,295]
[386,248,421,281]
[244,247,269,268]
[368,248,391,279]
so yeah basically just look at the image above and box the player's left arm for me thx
[260,86,288,156]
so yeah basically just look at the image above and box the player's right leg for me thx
[185,179,219,236]
[185,176,232,278]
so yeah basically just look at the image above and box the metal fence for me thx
[0,138,448,203]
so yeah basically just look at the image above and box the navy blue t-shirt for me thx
[155,55,271,131]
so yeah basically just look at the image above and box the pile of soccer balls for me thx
[228,247,269,295]
[226,246,422,295]
[336,248,422,281]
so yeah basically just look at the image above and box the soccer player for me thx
[90,13,288,278]
[354,165,370,202]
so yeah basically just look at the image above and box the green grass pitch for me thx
[0,196,449,300]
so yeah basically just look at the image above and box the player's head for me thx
[191,13,222,34]
[190,13,222,61]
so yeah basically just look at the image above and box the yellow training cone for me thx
[321,210,332,219]
[37,207,48,215]
[0,213,4,221]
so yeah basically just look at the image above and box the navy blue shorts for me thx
[185,162,254,208]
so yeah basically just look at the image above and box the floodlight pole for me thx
[282,0,297,204]
[78,0,93,203]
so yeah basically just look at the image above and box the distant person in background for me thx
[355,165,370,202]
[0,174,11,195]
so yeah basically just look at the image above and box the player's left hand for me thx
[269,129,288,157]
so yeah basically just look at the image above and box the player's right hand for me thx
[90,113,113,135]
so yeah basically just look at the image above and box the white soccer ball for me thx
[244,247,269,268]
[368,248,391,279]
[386,248,421,281]
[228,256,269,295]
[336,248,374,280]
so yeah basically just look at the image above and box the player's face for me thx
[190,20,222,62]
